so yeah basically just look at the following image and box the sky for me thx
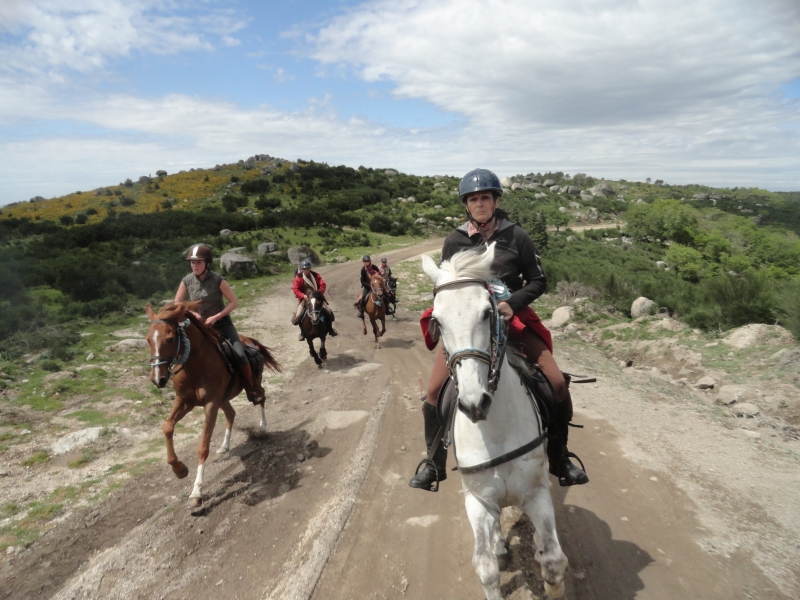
[1,0,799,205]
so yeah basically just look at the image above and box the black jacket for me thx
[360,264,381,287]
[441,219,546,312]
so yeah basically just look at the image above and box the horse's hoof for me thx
[189,496,203,508]
[215,446,229,454]
[544,581,565,598]
[174,463,189,479]
[496,552,511,571]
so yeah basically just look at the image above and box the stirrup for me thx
[558,451,588,487]
[410,458,441,492]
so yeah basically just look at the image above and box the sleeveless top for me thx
[182,271,231,323]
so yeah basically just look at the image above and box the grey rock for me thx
[406,196,416,203]
[287,245,321,266]
[138,175,151,183]
[566,236,575,242]
[500,177,512,187]
[590,183,614,195]
[105,339,148,353]
[543,179,555,187]
[530,182,543,188]
[631,297,657,318]
[30,195,46,202]
[558,206,567,213]
[52,427,104,455]
[733,403,759,417]
[214,164,222,171]
[219,229,233,236]
[569,202,581,209]
[656,260,668,269]
[156,170,167,177]
[220,252,257,275]
[433,182,443,188]
[587,207,599,219]
[695,376,716,389]
[385,168,398,176]
[716,384,753,405]
[550,185,561,193]
[415,218,428,224]
[549,306,573,328]
[434,204,443,209]
[565,185,581,195]
[511,182,523,190]
[258,242,278,255]
[580,193,594,203]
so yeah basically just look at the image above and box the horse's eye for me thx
[482,308,492,320]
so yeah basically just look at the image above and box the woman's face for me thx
[301,267,311,276]
[189,259,206,276]
[465,191,497,223]
[363,260,371,268]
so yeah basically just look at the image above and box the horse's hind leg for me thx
[190,403,220,507]
[465,492,502,600]
[216,399,236,453]
[164,400,192,479]
[522,486,568,598]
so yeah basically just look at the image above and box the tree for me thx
[665,243,704,281]
[549,209,570,232]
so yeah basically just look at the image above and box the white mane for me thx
[439,246,494,282]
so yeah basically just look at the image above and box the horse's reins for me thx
[149,318,192,374]
[369,277,384,307]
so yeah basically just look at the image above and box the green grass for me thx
[21,451,49,466]
[67,448,99,468]
[66,409,122,426]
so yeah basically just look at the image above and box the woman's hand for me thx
[497,301,513,322]
[190,311,203,321]
[205,313,220,326]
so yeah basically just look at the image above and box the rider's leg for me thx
[515,330,588,486]
[293,301,305,340]
[324,306,338,336]
[357,286,369,318]
[409,347,450,490]
[215,320,266,405]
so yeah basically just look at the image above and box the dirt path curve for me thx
[1,238,796,600]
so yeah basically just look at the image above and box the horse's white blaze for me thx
[150,330,162,385]
[216,428,232,453]
[424,243,569,599]
[190,463,204,499]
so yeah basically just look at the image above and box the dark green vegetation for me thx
[497,174,800,337]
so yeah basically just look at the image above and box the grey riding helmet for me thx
[299,260,312,269]
[361,255,371,262]
[458,168,503,202]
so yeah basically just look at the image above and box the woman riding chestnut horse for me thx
[174,244,265,404]
[409,168,589,491]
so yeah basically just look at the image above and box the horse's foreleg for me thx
[465,492,502,600]
[164,400,192,479]
[379,316,386,337]
[259,403,267,430]
[319,335,327,361]
[190,403,220,506]
[522,487,568,598]
[361,314,367,336]
[216,399,236,453]
[492,517,509,569]
[306,337,321,366]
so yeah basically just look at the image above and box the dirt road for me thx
[2,238,797,600]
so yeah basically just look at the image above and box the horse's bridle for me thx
[431,278,509,394]
[305,295,323,322]
[149,318,192,374]
[369,278,384,307]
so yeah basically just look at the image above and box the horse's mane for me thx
[156,302,222,343]
[439,247,494,282]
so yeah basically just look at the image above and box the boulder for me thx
[105,339,148,353]
[543,179,555,187]
[244,157,256,170]
[434,182,443,188]
[434,204,443,209]
[558,206,567,213]
[138,175,151,183]
[566,236,575,242]
[258,242,278,255]
[550,306,573,328]
[287,245,321,266]
[500,177,512,187]
[587,207,599,219]
[631,297,656,318]
[219,229,233,236]
[52,427,104,455]
[30,195,46,202]
[569,202,580,209]
[590,183,614,195]
[580,193,594,203]
[695,376,717,389]
[385,168,398,176]
[656,260,668,269]
[550,185,561,193]
[722,324,794,349]
[511,182,523,190]
[407,196,416,203]
[156,170,167,177]
[565,185,581,195]
[692,193,709,200]
[534,193,546,199]
[415,218,428,224]
[733,403,759,417]
[221,252,257,275]
[716,384,753,405]
[214,164,222,171]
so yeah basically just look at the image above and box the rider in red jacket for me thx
[291,260,337,340]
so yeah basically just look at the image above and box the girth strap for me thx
[458,433,547,474]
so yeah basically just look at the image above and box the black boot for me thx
[409,402,447,492]
[325,308,338,336]
[547,391,588,486]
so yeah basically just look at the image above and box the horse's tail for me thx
[243,337,282,373]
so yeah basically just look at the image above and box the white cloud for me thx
[304,0,800,187]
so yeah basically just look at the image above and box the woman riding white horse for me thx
[409,168,588,490]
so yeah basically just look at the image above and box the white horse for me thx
[422,243,569,600]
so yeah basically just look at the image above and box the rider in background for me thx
[292,259,337,341]
[174,244,266,404]
[379,257,392,280]
[380,257,397,314]
[409,168,588,491]
[354,255,381,318]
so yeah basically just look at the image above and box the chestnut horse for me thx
[146,302,280,506]
[362,272,388,347]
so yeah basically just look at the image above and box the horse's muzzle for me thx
[458,393,493,423]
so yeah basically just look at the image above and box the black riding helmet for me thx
[458,168,503,227]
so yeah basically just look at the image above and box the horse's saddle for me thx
[218,339,263,376]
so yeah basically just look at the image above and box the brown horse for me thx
[362,272,387,347]
[299,289,328,367]
[145,301,280,507]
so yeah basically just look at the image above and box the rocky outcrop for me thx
[287,245,321,266]
[220,252,257,275]
[258,242,278,255]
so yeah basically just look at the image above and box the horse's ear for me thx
[422,254,441,286]
[483,242,497,271]
[146,305,156,320]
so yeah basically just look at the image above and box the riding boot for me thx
[408,402,447,491]
[239,362,266,405]
[357,297,366,319]
[547,391,588,486]
[325,308,338,336]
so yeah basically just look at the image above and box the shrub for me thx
[75,213,88,225]
[40,360,62,372]
[254,195,280,211]
[230,175,240,183]
[241,179,271,194]
[123,178,133,187]
[221,194,247,213]
[86,207,98,215]
[59,215,73,225]
[120,197,135,207]
[368,214,393,233]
